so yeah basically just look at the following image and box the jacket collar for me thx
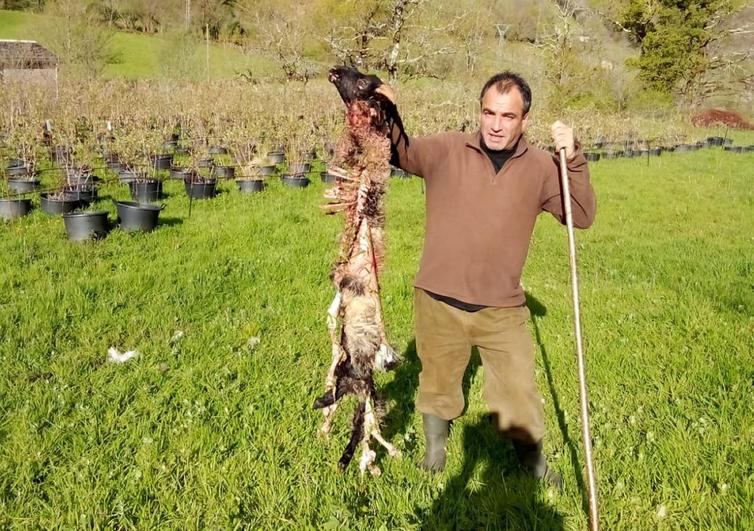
[465,130,529,159]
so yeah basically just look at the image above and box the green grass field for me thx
[1,144,753,529]
[0,9,276,80]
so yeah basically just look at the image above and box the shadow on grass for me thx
[381,339,420,449]
[380,295,577,528]
[382,340,482,448]
[415,417,564,530]
[526,291,588,515]
[158,216,184,228]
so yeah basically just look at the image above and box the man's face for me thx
[479,85,529,150]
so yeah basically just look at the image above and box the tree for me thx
[317,0,464,82]
[618,0,736,98]
[41,0,118,78]
[235,0,320,82]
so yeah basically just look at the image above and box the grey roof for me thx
[0,40,58,70]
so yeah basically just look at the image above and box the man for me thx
[377,72,596,488]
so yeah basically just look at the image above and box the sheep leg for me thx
[319,291,344,437]
[358,439,378,477]
[364,397,401,458]
[324,291,343,391]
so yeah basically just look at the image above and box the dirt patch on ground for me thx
[692,108,754,129]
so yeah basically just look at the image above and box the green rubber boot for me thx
[421,413,449,473]
[513,440,563,491]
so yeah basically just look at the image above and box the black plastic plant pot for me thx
[5,165,29,177]
[40,193,82,215]
[184,178,217,199]
[162,140,178,152]
[745,145,754,153]
[320,171,339,184]
[175,146,191,155]
[129,180,163,203]
[169,167,191,180]
[722,138,733,146]
[282,175,310,188]
[0,198,32,220]
[258,165,276,176]
[723,146,743,153]
[150,154,173,171]
[209,145,228,155]
[623,149,637,158]
[116,200,164,232]
[584,152,601,162]
[236,179,266,193]
[118,169,146,183]
[649,148,662,157]
[63,211,110,241]
[289,162,311,174]
[706,136,725,146]
[8,178,40,194]
[7,157,24,168]
[213,165,236,179]
[604,151,623,159]
[62,185,98,204]
[390,167,409,178]
[674,144,692,153]
[107,159,124,173]
[267,151,285,164]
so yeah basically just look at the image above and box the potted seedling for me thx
[281,127,314,188]
[285,118,317,174]
[183,153,218,200]
[168,115,192,178]
[40,135,93,215]
[105,121,166,230]
[312,111,343,184]
[227,123,266,193]
[316,136,340,184]
[54,120,101,202]
[57,145,109,239]
[132,126,166,202]
[0,178,32,220]
[181,116,217,200]
[115,199,165,232]
[7,123,41,194]
[210,127,238,180]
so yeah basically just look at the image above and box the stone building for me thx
[0,39,58,87]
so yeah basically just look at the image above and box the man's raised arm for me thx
[541,121,596,229]
[376,84,440,179]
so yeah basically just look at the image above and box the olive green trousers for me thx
[414,288,545,443]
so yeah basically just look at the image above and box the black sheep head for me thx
[328,65,409,151]
[328,66,383,105]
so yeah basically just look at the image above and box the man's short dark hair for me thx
[479,72,532,115]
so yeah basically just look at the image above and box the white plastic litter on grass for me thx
[247,336,261,349]
[170,330,185,343]
[107,347,139,363]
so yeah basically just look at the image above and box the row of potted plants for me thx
[0,137,350,240]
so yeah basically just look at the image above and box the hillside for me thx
[0,9,276,80]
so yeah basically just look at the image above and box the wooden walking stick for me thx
[558,148,600,531]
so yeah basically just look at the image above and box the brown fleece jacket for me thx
[392,129,596,307]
